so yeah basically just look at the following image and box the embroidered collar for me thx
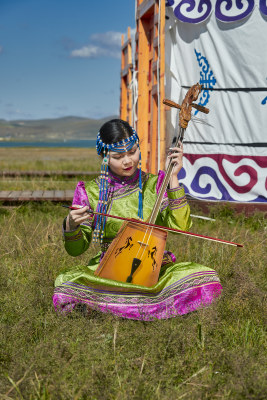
[108,168,140,186]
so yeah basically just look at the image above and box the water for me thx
[0,139,96,148]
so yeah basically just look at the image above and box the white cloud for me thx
[71,45,109,58]
[90,31,122,48]
[70,30,130,59]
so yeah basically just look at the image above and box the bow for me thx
[62,206,243,248]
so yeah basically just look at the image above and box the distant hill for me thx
[0,115,118,141]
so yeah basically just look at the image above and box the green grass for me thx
[0,177,79,191]
[0,148,101,191]
[0,148,101,172]
[0,148,266,399]
[0,202,266,400]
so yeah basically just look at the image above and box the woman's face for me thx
[108,144,140,177]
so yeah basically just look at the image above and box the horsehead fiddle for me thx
[91,83,242,287]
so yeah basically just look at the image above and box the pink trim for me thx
[164,250,176,263]
[156,170,168,198]
[53,282,222,320]
[72,181,91,207]
[156,170,182,197]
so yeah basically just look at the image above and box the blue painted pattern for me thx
[194,49,216,114]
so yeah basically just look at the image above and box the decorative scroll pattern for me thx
[194,49,216,114]
[166,0,261,22]
[179,154,267,202]
[215,0,255,22]
[172,0,212,23]
[260,0,267,14]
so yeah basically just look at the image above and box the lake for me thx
[0,140,96,148]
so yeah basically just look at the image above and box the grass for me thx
[0,148,101,172]
[0,148,101,191]
[0,149,266,399]
[0,177,80,191]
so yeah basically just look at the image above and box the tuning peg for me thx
[163,98,181,110]
[192,104,209,114]
[163,98,209,114]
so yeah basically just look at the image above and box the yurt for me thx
[120,0,267,212]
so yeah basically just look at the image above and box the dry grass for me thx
[0,147,101,191]
[0,149,266,399]
[0,203,266,400]
[0,177,79,191]
[0,148,101,172]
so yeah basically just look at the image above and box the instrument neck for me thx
[148,127,185,225]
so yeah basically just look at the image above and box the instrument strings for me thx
[133,224,154,262]
[134,135,182,263]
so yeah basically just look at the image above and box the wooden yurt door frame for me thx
[120,0,166,174]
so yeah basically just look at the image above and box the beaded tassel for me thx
[93,151,109,243]
[100,151,109,243]
[93,127,144,243]
[138,150,143,220]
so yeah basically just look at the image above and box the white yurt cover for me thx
[165,0,267,202]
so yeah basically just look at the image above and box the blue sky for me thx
[0,0,135,121]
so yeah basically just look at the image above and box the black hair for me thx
[99,119,134,145]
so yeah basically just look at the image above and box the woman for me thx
[53,119,222,320]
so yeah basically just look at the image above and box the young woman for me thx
[53,119,222,319]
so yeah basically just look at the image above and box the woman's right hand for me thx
[66,205,91,231]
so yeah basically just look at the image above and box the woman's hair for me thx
[99,119,134,145]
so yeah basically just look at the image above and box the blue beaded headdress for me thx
[93,128,143,243]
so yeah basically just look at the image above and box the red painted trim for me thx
[184,153,267,194]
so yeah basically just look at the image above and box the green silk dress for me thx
[53,170,222,320]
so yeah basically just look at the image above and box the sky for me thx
[0,0,136,121]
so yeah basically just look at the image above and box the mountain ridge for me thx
[0,115,118,141]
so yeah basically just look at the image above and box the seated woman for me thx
[53,119,222,320]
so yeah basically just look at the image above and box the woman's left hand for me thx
[165,142,183,188]
[166,144,183,174]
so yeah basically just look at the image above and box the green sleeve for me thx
[63,217,93,257]
[156,185,192,231]
[62,179,96,257]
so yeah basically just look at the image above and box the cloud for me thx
[70,31,126,59]
[71,45,109,59]
[90,31,122,48]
